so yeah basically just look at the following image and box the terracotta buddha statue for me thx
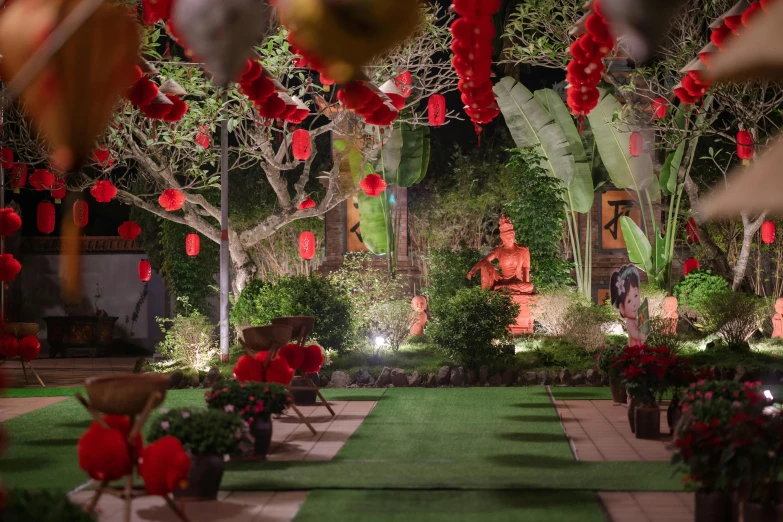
[467,215,537,334]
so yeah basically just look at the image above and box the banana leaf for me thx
[415,132,430,184]
[374,125,403,185]
[586,89,657,199]
[659,141,685,196]
[395,124,429,187]
[493,77,578,186]
[620,216,653,275]
[358,191,392,255]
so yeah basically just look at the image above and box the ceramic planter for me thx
[173,454,224,501]
[742,501,783,522]
[609,376,627,404]
[627,397,638,433]
[667,393,682,435]
[634,405,661,440]
[250,417,273,458]
[695,491,732,522]
[291,372,319,404]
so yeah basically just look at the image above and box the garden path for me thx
[2,356,138,388]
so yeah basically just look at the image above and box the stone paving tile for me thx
[0,397,69,421]
[557,400,673,462]
[599,492,694,522]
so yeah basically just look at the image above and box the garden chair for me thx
[239,324,317,435]
[271,316,335,417]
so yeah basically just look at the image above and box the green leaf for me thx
[493,77,578,185]
[374,125,403,184]
[358,192,392,255]
[668,141,685,194]
[652,221,667,275]
[394,124,429,187]
[333,139,348,152]
[659,152,674,196]
[415,132,431,185]
[620,216,653,274]
[586,89,656,198]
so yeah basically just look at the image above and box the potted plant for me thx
[2,489,97,522]
[147,407,253,500]
[595,344,626,403]
[205,380,292,458]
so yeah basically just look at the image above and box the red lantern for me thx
[138,259,152,282]
[652,97,667,119]
[0,147,12,169]
[762,221,776,244]
[29,169,55,191]
[428,94,446,127]
[683,257,700,276]
[18,335,40,361]
[0,254,21,281]
[737,129,755,164]
[162,95,188,122]
[359,173,387,197]
[72,200,88,228]
[686,218,700,243]
[298,196,316,211]
[51,178,66,203]
[37,202,55,235]
[0,208,22,236]
[629,132,643,157]
[185,233,200,256]
[90,180,118,203]
[9,163,27,193]
[91,147,115,168]
[118,221,141,241]
[127,77,159,107]
[195,126,211,149]
[159,189,185,211]
[395,71,413,98]
[299,231,316,260]
[292,129,311,161]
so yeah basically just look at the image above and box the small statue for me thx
[410,296,428,336]
[661,296,678,336]
[610,265,648,347]
[773,298,783,339]
[467,215,537,334]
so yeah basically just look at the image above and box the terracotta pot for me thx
[634,405,661,440]
[173,454,224,501]
[250,417,273,458]
[695,491,732,522]
[628,397,638,433]
[742,501,783,522]
[609,376,627,404]
[291,372,319,404]
[667,394,682,435]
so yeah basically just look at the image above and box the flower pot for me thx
[628,397,638,433]
[634,405,661,440]
[742,501,783,522]
[291,372,319,404]
[173,454,224,501]
[667,394,682,435]
[250,417,273,458]
[609,376,627,404]
[695,491,732,522]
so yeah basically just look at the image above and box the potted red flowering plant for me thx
[205,380,292,459]
[595,344,626,403]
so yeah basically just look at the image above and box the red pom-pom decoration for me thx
[0,254,21,281]
[77,421,133,482]
[127,77,159,107]
[139,436,191,495]
[18,335,40,361]
[279,343,305,370]
[0,208,22,236]
[710,25,732,50]
[256,352,294,385]
[234,354,264,382]
[90,180,118,203]
[0,335,18,358]
[37,202,55,235]
[359,173,387,197]
[119,221,142,241]
[301,344,325,373]
[92,148,115,167]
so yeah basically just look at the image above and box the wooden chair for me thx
[75,374,188,522]
[271,316,335,418]
[239,324,317,435]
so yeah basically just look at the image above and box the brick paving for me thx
[0,396,69,421]
[599,492,694,522]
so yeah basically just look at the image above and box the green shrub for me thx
[205,381,291,422]
[230,275,352,353]
[155,297,218,371]
[2,490,96,522]
[701,292,766,352]
[534,286,586,336]
[147,407,252,456]
[428,287,518,368]
[425,246,483,313]
[561,303,615,353]
[674,270,730,318]
[530,337,590,369]
[367,299,414,352]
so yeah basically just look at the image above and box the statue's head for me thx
[411,295,427,312]
[663,296,678,313]
[499,215,515,246]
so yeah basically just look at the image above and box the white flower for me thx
[615,277,625,297]
[161,421,170,430]
[224,405,235,413]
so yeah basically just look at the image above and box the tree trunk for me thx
[229,229,257,298]
[732,211,766,290]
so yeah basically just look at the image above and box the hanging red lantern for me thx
[299,231,315,260]
[298,196,316,211]
[158,189,186,211]
[395,71,413,98]
[0,208,22,236]
[686,218,700,243]
[138,259,152,282]
[50,178,66,203]
[652,97,667,119]
[91,147,115,168]
[629,132,644,157]
[118,221,141,241]
[73,200,89,228]
[0,147,13,169]
[428,94,446,127]
[29,169,54,191]
[162,95,188,122]
[359,173,387,197]
[736,129,755,165]
[292,129,311,161]
[37,202,55,235]
[195,126,211,149]
[9,163,27,193]
[0,253,21,281]
[90,180,118,203]
[185,233,200,257]
[762,221,776,244]
[683,257,700,276]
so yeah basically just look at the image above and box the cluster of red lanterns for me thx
[292,129,311,161]
[299,231,315,260]
[158,189,185,211]
[450,0,501,134]
[90,180,118,203]
[235,58,308,123]
[336,80,400,127]
[762,221,776,244]
[565,0,615,127]
[0,334,40,361]
[359,173,387,197]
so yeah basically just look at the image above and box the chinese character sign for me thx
[601,190,642,250]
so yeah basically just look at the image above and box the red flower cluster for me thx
[613,345,681,404]
[234,352,294,385]
[565,0,615,129]
[450,0,501,134]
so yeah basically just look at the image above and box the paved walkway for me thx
[0,397,69,421]
[599,492,694,522]
[1,356,139,388]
